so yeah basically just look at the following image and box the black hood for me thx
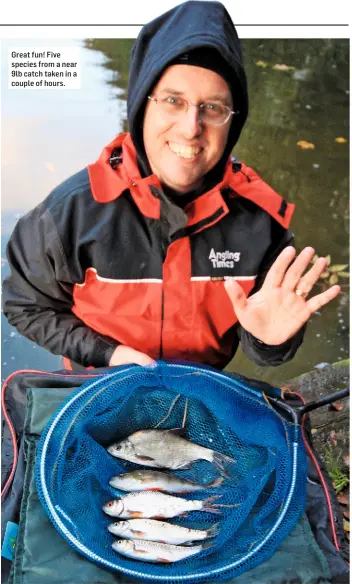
[127,0,248,190]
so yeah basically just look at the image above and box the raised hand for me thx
[224,246,341,346]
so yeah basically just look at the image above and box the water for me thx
[1,38,349,385]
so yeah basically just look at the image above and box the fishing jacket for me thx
[3,133,305,369]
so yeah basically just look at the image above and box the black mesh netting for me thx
[36,361,307,582]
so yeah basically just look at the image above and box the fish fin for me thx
[203,495,222,504]
[148,487,163,491]
[201,495,223,515]
[202,508,222,515]
[212,452,236,478]
[138,455,156,462]
[206,522,221,538]
[132,530,146,537]
[136,549,149,555]
[167,427,186,435]
[157,557,172,563]
[201,540,215,551]
[174,462,192,470]
[130,511,144,518]
[207,477,225,489]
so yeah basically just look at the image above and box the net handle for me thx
[268,387,349,424]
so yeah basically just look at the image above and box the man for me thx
[2,0,340,370]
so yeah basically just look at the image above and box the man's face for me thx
[143,64,233,194]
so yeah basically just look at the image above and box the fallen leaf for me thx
[335,137,347,144]
[312,254,319,264]
[343,511,350,520]
[329,402,345,412]
[325,255,331,266]
[337,493,348,505]
[311,428,318,434]
[296,140,315,150]
[273,63,296,71]
[256,60,268,68]
[319,271,330,279]
[338,272,350,278]
[329,430,338,447]
[343,519,350,532]
[329,264,349,273]
[329,274,339,285]
[344,455,350,467]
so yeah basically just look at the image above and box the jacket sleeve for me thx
[237,226,306,367]
[2,203,119,368]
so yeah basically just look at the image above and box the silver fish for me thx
[109,470,224,493]
[103,491,222,519]
[108,518,220,545]
[112,538,212,563]
[107,428,234,477]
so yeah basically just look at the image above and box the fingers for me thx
[281,247,316,292]
[306,285,341,313]
[294,256,328,298]
[224,279,248,314]
[262,246,296,289]
[263,247,329,297]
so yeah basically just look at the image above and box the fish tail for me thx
[207,476,224,488]
[201,540,215,551]
[206,522,221,538]
[201,495,222,515]
[202,508,222,515]
[212,452,236,478]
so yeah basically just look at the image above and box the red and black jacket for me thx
[3,133,304,369]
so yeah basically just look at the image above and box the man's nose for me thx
[178,104,203,137]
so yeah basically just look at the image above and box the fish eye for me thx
[114,444,122,450]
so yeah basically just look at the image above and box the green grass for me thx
[323,445,350,494]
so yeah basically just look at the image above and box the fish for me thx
[112,538,212,563]
[103,491,222,519]
[107,428,234,477]
[109,470,224,493]
[108,518,220,545]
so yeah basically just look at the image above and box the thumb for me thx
[224,279,247,313]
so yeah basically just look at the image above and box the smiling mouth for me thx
[168,142,202,159]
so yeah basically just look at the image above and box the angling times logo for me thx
[209,248,241,268]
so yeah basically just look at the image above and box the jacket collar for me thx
[88,133,230,231]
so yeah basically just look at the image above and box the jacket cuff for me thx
[239,326,306,367]
[92,337,120,367]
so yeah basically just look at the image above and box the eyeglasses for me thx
[147,95,239,126]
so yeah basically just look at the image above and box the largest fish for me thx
[107,428,234,477]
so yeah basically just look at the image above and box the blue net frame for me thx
[35,361,307,582]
